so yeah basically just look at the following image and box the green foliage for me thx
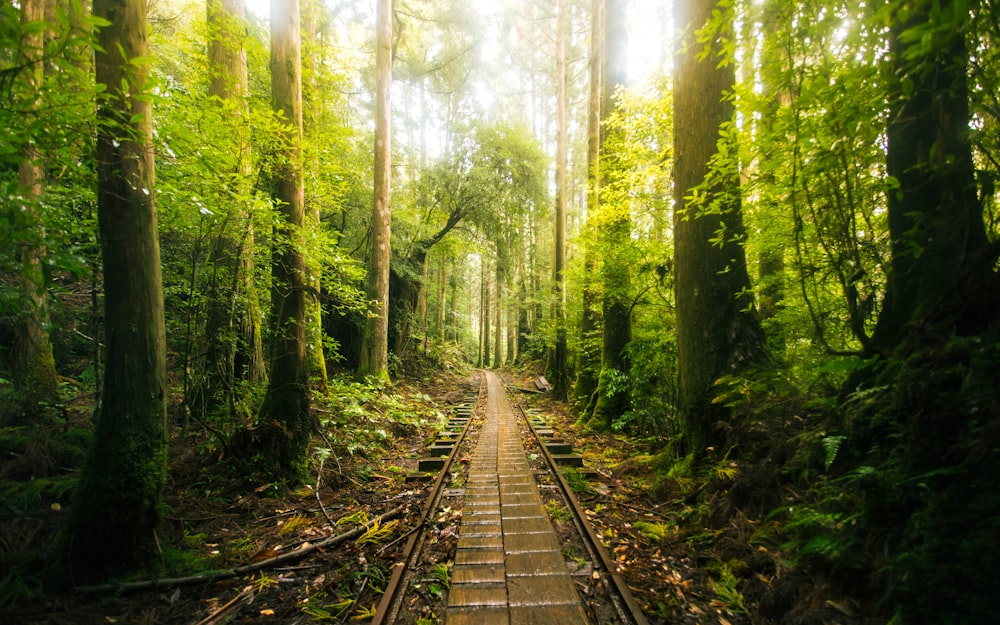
[429,561,450,588]
[736,0,890,358]
[314,375,447,461]
[544,500,570,521]
[836,331,1000,623]
[2,475,76,513]
[560,466,595,495]
[614,331,678,439]
[355,518,399,545]
[301,592,354,621]
[706,561,748,616]
[633,520,673,541]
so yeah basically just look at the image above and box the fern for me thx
[356,518,398,545]
[430,562,450,588]
[707,563,748,616]
[279,513,310,536]
[821,435,846,470]
[633,520,673,541]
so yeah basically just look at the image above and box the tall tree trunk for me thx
[493,261,503,368]
[419,255,429,344]
[65,0,167,578]
[301,0,328,390]
[573,0,604,411]
[753,0,791,354]
[870,0,995,351]
[507,302,517,364]
[202,0,265,421]
[12,0,59,420]
[673,0,767,458]
[482,261,491,367]
[259,0,311,476]
[449,260,459,342]
[437,254,446,342]
[550,0,569,399]
[517,274,529,358]
[587,0,630,430]
[359,0,392,380]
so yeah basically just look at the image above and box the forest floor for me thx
[0,363,869,625]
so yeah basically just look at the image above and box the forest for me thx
[1,0,998,622]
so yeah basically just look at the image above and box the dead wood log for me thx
[75,504,409,594]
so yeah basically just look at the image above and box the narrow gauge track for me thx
[373,371,649,625]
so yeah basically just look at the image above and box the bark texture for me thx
[673,0,767,456]
[259,0,311,476]
[572,0,604,410]
[11,0,59,420]
[358,0,393,380]
[550,0,569,399]
[871,0,996,350]
[301,0,328,390]
[66,0,168,578]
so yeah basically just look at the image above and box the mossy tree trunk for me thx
[481,261,491,367]
[259,0,311,477]
[586,0,631,431]
[65,0,168,579]
[493,259,504,368]
[11,0,59,421]
[358,0,393,381]
[448,261,458,342]
[436,255,447,342]
[301,0,329,390]
[672,0,767,458]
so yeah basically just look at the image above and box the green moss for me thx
[56,428,92,468]
[63,411,168,581]
[11,341,59,421]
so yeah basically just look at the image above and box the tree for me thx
[258,0,311,476]
[672,0,767,456]
[65,0,168,578]
[572,0,603,410]
[870,0,996,351]
[300,0,330,390]
[11,0,59,420]
[358,0,393,380]
[585,0,630,430]
[549,0,569,399]
[199,0,266,419]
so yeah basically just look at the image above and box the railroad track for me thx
[373,370,649,625]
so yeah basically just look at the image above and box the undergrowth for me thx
[646,328,1000,624]
[0,368,454,609]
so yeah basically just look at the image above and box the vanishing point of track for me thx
[373,370,649,625]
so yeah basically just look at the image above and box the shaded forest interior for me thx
[1,0,999,623]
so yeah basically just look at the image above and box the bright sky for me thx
[245,0,669,86]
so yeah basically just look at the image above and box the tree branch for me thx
[75,505,408,594]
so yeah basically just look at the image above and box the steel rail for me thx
[371,375,482,625]
[504,376,651,625]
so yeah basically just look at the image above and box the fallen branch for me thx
[75,504,409,594]
[192,583,254,625]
